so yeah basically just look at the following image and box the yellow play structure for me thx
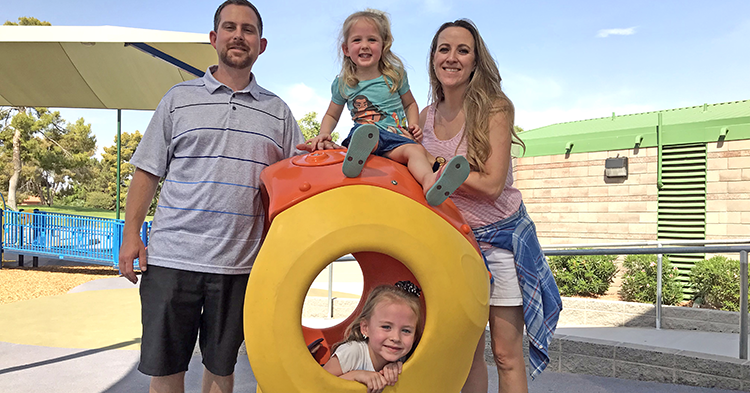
[244,149,490,392]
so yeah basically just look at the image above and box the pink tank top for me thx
[421,103,523,228]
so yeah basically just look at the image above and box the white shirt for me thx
[332,341,375,372]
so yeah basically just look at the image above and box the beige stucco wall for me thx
[514,139,750,246]
[706,139,750,239]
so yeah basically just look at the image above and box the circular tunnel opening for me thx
[302,255,364,329]
[299,251,426,366]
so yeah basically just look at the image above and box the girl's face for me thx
[343,19,383,75]
[360,300,418,371]
[433,26,476,91]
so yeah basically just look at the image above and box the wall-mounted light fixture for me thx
[719,127,729,138]
[565,141,574,153]
[605,156,628,178]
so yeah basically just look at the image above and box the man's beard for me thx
[220,47,253,69]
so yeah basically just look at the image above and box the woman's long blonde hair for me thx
[338,9,405,97]
[428,19,525,173]
[331,283,422,360]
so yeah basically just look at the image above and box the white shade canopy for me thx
[0,25,218,110]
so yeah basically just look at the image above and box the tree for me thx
[297,112,339,142]
[0,109,96,207]
[97,131,162,215]
[4,17,51,26]
[99,131,143,210]
[514,125,525,134]
[0,108,55,209]
[30,115,97,206]
[2,17,52,209]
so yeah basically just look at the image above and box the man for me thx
[118,1,304,392]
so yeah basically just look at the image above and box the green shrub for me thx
[57,194,86,207]
[84,191,113,210]
[690,256,747,311]
[548,254,617,297]
[619,254,682,305]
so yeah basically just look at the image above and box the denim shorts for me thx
[342,123,417,156]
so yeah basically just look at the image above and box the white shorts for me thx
[485,246,523,307]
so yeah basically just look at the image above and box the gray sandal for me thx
[343,124,379,178]
[425,156,470,206]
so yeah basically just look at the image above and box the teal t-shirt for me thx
[331,73,410,133]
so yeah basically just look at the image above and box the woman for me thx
[419,20,562,393]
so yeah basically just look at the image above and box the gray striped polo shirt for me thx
[130,66,305,274]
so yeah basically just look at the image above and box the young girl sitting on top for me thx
[302,9,469,206]
[324,281,422,393]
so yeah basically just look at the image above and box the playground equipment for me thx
[244,149,490,393]
[0,205,150,268]
[0,193,7,266]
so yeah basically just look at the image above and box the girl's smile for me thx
[343,19,383,78]
[360,300,418,371]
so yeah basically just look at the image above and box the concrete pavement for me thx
[0,255,747,392]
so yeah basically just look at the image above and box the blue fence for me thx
[1,209,151,267]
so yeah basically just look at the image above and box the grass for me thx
[17,205,154,221]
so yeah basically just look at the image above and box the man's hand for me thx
[297,137,342,152]
[299,134,332,152]
[119,168,160,284]
[119,233,147,284]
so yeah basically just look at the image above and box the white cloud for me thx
[283,83,330,120]
[596,27,637,38]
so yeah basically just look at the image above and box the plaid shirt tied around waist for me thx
[473,203,562,379]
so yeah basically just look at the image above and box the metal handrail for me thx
[544,245,750,255]
[544,239,750,249]
[544,243,750,360]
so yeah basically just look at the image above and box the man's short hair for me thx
[213,0,263,37]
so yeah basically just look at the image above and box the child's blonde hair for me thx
[338,9,405,97]
[332,282,422,359]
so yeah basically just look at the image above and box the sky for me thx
[3,0,749,157]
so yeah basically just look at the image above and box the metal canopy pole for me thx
[116,109,121,220]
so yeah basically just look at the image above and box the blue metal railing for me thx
[1,209,151,267]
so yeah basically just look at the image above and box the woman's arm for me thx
[459,107,513,200]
